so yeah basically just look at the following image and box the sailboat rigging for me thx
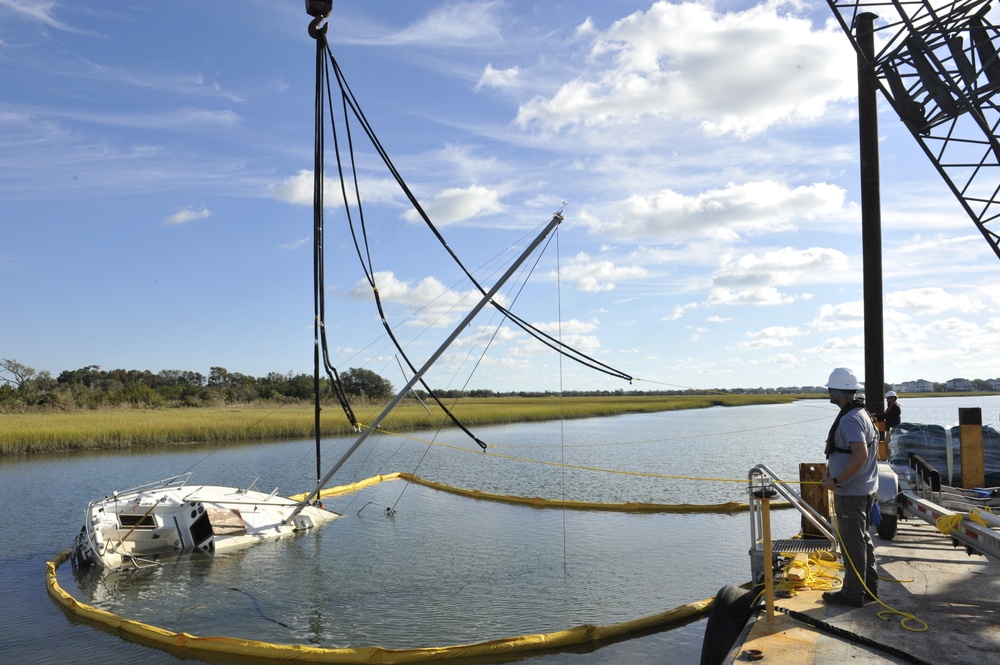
[70,3,632,572]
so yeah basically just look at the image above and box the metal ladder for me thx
[747,464,838,582]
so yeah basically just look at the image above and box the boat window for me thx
[119,514,156,529]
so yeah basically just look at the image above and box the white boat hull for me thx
[73,476,339,571]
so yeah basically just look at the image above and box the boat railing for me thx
[747,464,838,582]
[114,472,194,496]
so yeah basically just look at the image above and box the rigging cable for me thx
[321,44,633,384]
[310,15,358,440]
[557,226,569,575]
[320,41,487,450]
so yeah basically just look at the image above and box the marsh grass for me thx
[0,394,811,455]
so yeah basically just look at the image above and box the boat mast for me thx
[286,212,564,521]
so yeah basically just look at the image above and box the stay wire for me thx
[323,45,632,384]
[450,227,560,392]
[557,229,568,575]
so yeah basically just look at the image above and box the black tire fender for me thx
[700,584,757,665]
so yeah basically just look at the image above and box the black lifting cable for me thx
[313,16,488,449]
[309,12,357,431]
[770,605,934,665]
[320,41,634,385]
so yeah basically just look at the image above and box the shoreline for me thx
[4,391,986,457]
[2,394,813,456]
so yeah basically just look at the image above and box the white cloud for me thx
[557,252,650,292]
[269,171,323,206]
[885,287,986,315]
[708,285,796,306]
[515,1,856,138]
[280,237,309,250]
[811,301,865,331]
[589,181,847,241]
[269,170,399,208]
[165,207,211,225]
[749,325,802,338]
[349,271,484,329]
[715,246,850,288]
[698,246,849,307]
[0,0,76,31]
[533,318,599,335]
[371,1,505,48]
[403,184,504,225]
[476,64,520,91]
[736,325,802,349]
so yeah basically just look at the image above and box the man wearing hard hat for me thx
[882,391,901,447]
[821,367,880,607]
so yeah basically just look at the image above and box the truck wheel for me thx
[877,513,898,540]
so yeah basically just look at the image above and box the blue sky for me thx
[3,0,1000,394]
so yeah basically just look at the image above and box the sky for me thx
[3,0,1000,395]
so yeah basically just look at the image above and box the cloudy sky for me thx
[3,0,1000,394]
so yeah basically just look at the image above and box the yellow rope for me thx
[775,552,843,595]
[969,506,995,527]
[935,513,964,535]
[830,513,929,632]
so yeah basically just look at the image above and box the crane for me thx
[826,0,1000,260]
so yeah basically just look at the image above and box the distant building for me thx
[945,378,974,392]
[896,379,934,393]
[989,378,1000,391]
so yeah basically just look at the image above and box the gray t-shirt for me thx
[827,407,879,496]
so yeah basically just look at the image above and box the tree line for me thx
[4,358,995,412]
[0,359,394,410]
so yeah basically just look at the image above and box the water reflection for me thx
[65,480,767,650]
[13,396,1000,664]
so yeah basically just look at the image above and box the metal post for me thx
[761,494,775,622]
[856,13,885,412]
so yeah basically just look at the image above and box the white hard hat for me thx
[824,367,863,391]
[886,391,897,398]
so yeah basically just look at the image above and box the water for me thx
[3,395,995,664]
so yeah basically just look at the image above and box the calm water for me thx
[3,396,996,664]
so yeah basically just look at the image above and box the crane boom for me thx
[826,0,1000,259]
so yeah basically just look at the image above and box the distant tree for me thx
[157,369,205,387]
[286,373,314,400]
[1,358,36,389]
[208,367,231,387]
[339,368,393,400]
[56,365,92,386]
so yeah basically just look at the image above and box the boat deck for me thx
[724,519,1000,664]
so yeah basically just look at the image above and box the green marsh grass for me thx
[1,394,812,456]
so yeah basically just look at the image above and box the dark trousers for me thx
[834,492,878,600]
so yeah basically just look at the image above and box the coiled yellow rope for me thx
[935,513,964,535]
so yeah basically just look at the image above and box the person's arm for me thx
[822,440,868,490]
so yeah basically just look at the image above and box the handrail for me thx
[748,463,837,552]
[115,472,193,496]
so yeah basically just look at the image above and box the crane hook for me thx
[308,14,329,39]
